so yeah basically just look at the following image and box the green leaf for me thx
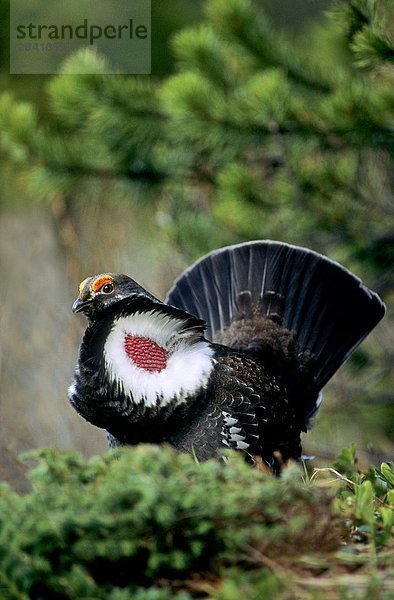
[356,480,375,526]
[379,506,394,530]
[380,462,394,487]
[333,444,358,477]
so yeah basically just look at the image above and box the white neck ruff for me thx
[103,310,214,407]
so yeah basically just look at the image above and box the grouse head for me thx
[72,273,159,319]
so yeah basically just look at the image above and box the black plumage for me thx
[69,241,385,469]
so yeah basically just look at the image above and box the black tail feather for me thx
[166,241,385,391]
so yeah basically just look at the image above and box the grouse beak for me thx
[72,297,88,313]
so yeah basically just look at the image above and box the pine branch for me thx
[331,0,394,68]
[205,0,334,92]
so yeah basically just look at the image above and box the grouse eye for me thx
[102,282,114,294]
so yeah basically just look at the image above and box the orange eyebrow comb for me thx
[91,274,114,293]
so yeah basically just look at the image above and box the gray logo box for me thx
[10,0,151,74]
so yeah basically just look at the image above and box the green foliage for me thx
[325,445,394,547]
[331,0,394,68]
[334,442,359,478]
[0,445,392,599]
[0,0,392,272]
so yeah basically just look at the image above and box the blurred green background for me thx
[0,0,392,488]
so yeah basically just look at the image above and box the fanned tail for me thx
[166,241,385,393]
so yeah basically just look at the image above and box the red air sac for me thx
[124,335,168,373]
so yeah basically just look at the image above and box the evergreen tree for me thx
[0,0,392,274]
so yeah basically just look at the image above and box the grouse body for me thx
[69,241,385,469]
